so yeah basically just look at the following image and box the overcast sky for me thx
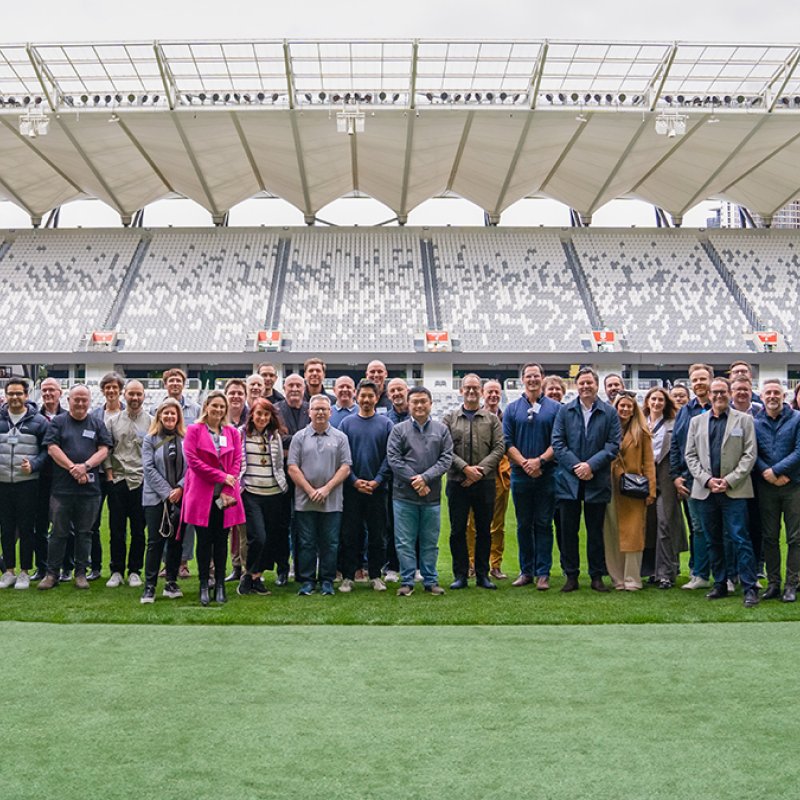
[1,0,797,229]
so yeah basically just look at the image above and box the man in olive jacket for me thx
[443,373,505,590]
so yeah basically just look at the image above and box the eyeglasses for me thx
[710,389,729,396]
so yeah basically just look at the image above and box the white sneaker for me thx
[372,578,387,592]
[14,572,30,590]
[726,579,736,594]
[128,573,143,588]
[339,578,354,593]
[383,570,400,583]
[0,571,17,589]
[106,571,124,588]
[414,570,423,583]
[681,576,711,590]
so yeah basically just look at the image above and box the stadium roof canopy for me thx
[1,38,800,225]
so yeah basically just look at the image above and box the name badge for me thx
[730,428,743,437]
[219,435,228,447]
[7,435,18,445]
[532,402,541,415]
[82,429,96,440]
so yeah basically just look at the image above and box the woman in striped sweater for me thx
[237,398,288,595]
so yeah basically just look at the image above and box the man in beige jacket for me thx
[685,376,759,607]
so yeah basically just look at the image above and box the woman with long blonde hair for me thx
[603,392,656,591]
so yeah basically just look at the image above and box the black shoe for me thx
[475,575,497,590]
[225,567,242,583]
[783,585,797,603]
[237,574,253,596]
[743,588,760,608]
[29,569,46,582]
[275,571,289,587]
[705,585,729,600]
[140,586,156,605]
[252,578,271,595]
[658,579,673,590]
[590,577,610,593]
[449,577,468,590]
[762,584,782,600]
[215,581,227,604]
[199,580,210,606]
[561,576,579,593]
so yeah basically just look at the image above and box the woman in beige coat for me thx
[603,393,656,591]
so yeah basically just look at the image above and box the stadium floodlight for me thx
[233,93,240,102]
[223,93,230,103]
[81,94,89,105]
[513,93,521,103]
[18,106,49,138]
[425,92,433,101]
[93,95,100,105]
[319,91,326,101]
[243,93,251,103]
[23,96,31,105]
[557,93,565,103]
[127,94,135,104]
[486,92,494,101]
[584,93,591,103]
[474,92,482,102]
[64,96,74,107]
[570,93,579,103]
[104,95,112,105]
[212,93,220,103]
[392,93,400,102]
[606,93,613,104]
[454,93,461,102]
[499,92,507,102]
[378,91,386,101]
[332,93,341,102]
[465,92,472,101]
[199,93,207,103]
[441,92,448,101]
[256,92,264,102]
[115,94,122,104]
[618,93,626,103]
[304,93,312,103]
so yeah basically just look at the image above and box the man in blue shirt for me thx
[503,363,561,590]
[387,387,453,596]
[754,379,800,602]
[552,367,621,592]
[340,380,394,592]
[330,376,358,430]
[669,363,714,589]
[38,385,113,591]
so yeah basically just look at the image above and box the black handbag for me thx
[619,472,650,499]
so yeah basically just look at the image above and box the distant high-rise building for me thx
[708,200,800,228]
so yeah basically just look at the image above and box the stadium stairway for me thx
[562,238,604,331]
[104,236,150,330]
[700,239,764,331]
[264,236,291,330]
[0,240,10,263]
[420,237,443,330]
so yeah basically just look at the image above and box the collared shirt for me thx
[580,400,594,431]
[330,403,357,430]
[105,409,153,489]
[648,416,667,462]
[708,411,728,479]
[287,423,351,513]
[502,393,560,484]
[43,413,113,496]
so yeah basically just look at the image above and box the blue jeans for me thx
[686,498,710,580]
[696,494,757,592]
[393,499,441,588]
[294,510,341,585]
[511,479,556,577]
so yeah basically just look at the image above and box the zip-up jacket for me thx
[0,401,49,483]
[443,406,505,483]
[754,404,800,483]
[669,397,711,487]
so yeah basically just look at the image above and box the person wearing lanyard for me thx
[182,391,245,606]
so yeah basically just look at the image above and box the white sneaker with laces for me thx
[106,571,124,588]
[383,570,400,583]
[372,578,387,592]
[0,571,17,589]
[128,573,143,588]
[14,572,30,590]
[681,576,710,590]
[339,578,354,593]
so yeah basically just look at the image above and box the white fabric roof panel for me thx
[2,39,800,223]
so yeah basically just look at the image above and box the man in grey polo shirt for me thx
[287,395,352,596]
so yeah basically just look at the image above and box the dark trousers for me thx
[107,481,146,576]
[243,490,288,575]
[759,481,800,588]
[295,510,341,584]
[341,485,387,580]
[697,494,757,592]
[46,493,101,577]
[448,480,494,580]
[144,503,183,587]
[747,482,763,566]
[195,501,229,583]
[0,480,39,571]
[558,487,607,579]
[511,478,556,578]
[87,478,110,572]
[34,473,52,571]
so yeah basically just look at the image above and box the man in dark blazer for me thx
[552,367,621,592]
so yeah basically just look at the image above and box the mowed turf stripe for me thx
[5,621,799,800]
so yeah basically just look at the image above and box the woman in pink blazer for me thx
[182,390,246,606]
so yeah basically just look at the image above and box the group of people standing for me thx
[1,357,798,609]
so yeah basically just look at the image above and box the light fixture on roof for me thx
[654,112,687,138]
[336,105,365,135]
[19,106,49,138]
